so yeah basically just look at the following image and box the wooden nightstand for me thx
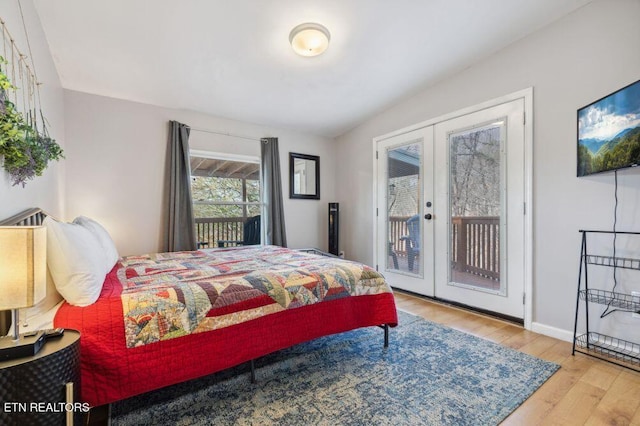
[0,329,81,425]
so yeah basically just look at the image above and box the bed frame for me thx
[2,208,394,405]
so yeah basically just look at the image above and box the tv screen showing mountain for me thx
[577,79,640,177]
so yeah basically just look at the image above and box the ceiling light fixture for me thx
[289,23,330,57]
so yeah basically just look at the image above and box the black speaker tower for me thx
[328,203,339,256]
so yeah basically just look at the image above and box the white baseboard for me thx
[531,322,573,342]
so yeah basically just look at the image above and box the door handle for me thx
[424,214,432,220]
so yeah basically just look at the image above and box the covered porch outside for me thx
[386,141,501,292]
[190,155,261,248]
[387,214,500,292]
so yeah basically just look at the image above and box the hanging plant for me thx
[0,56,63,186]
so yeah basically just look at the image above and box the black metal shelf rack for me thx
[574,333,640,367]
[572,230,640,371]
[579,289,640,313]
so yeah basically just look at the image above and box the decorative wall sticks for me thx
[0,3,63,187]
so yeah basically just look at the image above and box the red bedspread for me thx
[54,247,398,407]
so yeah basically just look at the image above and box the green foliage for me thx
[191,174,261,247]
[0,56,64,186]
[577,144,593,176]
[191,176,260,218]
[586,127,640,175]
[0,59,15,92]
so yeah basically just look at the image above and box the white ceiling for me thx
[34,0,592,138]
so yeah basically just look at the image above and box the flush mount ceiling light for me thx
[289,23,330,57]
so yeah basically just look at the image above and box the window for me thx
[190,153,261,248]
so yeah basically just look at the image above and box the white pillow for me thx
[73,216,119,271]
[43,217,106,306]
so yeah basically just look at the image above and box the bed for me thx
[2,208,398,407]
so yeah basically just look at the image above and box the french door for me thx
[375,128,434,295]
[375,98,526,319]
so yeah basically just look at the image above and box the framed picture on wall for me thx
[577,79,640,177]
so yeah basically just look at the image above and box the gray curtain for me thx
[261,137,287,247]
[166,121,197,252]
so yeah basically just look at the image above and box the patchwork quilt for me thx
[119,245,390,348]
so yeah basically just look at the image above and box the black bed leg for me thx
[383,324,389,348]
[250,359,256,384]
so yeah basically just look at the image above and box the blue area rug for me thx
[111,311,559,425]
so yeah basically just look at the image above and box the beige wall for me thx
[0,0,65,220]
[335,0,640,336]
[63,90,337,256]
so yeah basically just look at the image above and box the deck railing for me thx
[389,215,499,280]
[201,215,499,280]
[451,216,500,280]
[195,217,245,248]
[389,216,411,255]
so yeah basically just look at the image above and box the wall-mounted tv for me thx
[577,79,640,177]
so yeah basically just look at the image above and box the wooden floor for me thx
[394,291,640,425]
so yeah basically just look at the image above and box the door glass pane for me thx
[387,140,422,276]
[449,122,503,293]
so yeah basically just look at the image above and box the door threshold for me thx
[393,287,524,326]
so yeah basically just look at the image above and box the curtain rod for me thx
[190,127,261,142]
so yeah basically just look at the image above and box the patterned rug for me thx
[111,311,559,425]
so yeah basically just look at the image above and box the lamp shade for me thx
[0,226,46,310]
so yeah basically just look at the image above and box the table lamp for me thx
[0,226,47,360]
